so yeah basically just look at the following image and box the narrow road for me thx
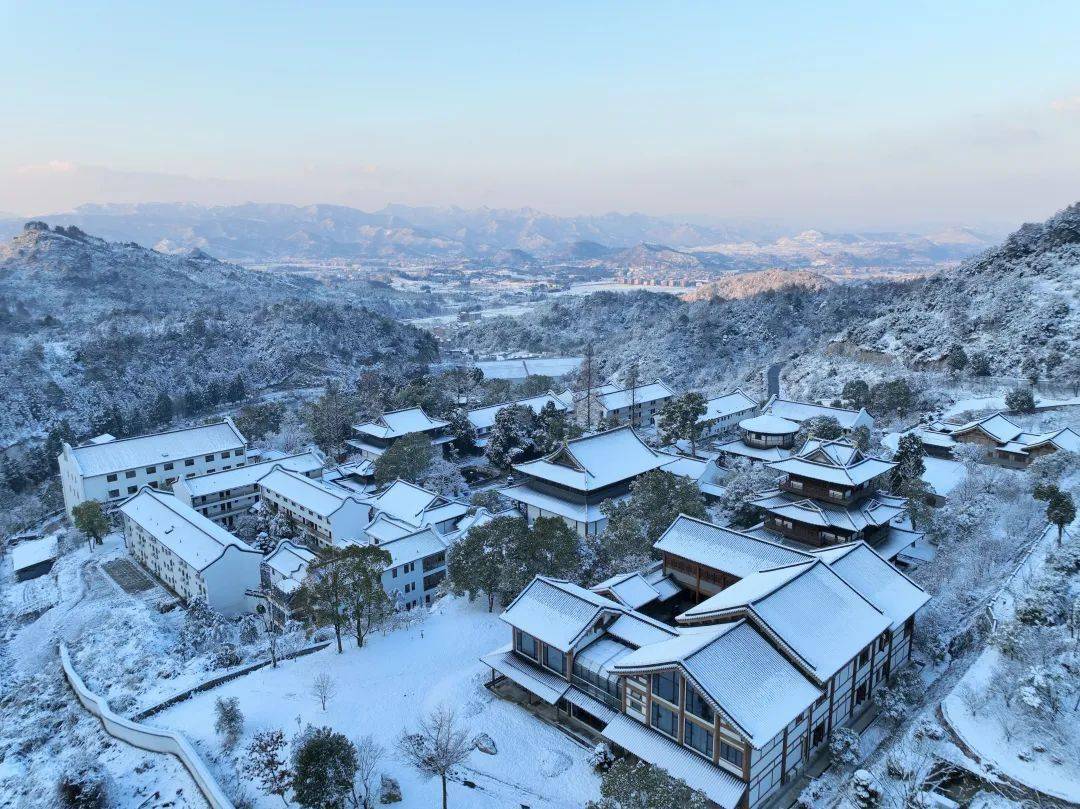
[766,362,784,398]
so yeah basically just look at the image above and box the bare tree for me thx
[398,706,473,809]
[311,672,337,712]
[354,734,385,809]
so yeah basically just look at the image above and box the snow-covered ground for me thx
[151,596,601,808]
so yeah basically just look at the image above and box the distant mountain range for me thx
[0,202,999,273]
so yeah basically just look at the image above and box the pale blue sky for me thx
[2,1,1079,228]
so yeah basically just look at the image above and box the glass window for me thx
[684,719,713,758]
[164,462,173,471]
[127,486,137,494]
[125,470,136,478]
[650,703,678,739]
[515,631,538,660]
[720,740,744,767]
[651,671,680,704]
[185,459,195,466]
[205,454,215,462]
[109,489,120,498]
[685,685,714,723]
[543,645,566,675]
[106,473,117,482]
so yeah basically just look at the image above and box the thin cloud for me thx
[1050,96,1080,113]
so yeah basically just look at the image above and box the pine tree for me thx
[946,345,968,375]
[446,407,477,454]
[1047,490,1076,544]
[1004,386,1036,412]
[304,381,357,459]
[656,392,707,456]
[447,516,524,611]
[183,389,202,416]
[339,544,393,647]
[150,391,174,426]
[373,433,434,486]
[227,373,247,402]
[586,758,708,809]
[485,404,536,469]
[292,727,358,809]
[213,696,244,749]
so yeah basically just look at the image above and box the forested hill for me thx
[0,223,437,444]
[459,202,1080,390]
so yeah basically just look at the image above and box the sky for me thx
[2,1,1080,230]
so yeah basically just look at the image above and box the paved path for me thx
[767,362,784,398]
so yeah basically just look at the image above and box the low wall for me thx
[59,643,234,809]
[133,640,331,721]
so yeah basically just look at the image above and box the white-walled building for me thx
[260,540,318,626]
[467,393,568,446]
[257,466,369,549]
[760,397,873,433]
[173,450,323,528]
[699,389,759,438]
[119,488,261,616]
[375,526,450,610]
[349,407,452,460]
[579,380,677,428]
[59,418,248,517]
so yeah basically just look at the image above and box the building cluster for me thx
[56,369,1077,808]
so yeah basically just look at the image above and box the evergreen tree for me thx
[624,470,707,546]
[339,544,393,647]
[304,381,357,459]
[1004,386,1036,412]
[183,389,202,416]
[1047,490,1076,544]
[295,550,353,653]
[503,516,583,598]
[657,392,707,456]
[205,378,224,406]
[447,516,525,611]
[796,415,844,445]
[227,373,247,402]
[45,420,75,470]
[586,758,708,809]
[446,407,478,454]
[841,379,870,408]
[967,351,992,376]
[533,401,570,454]
[292,727,358,809]
[890,433,925,490]
[234,402,285,442]
[485,404,536,469]
[150,391,174,426]
[213,696,244,750]
[72,500,109,549]
[946,344,968,375]
[373,433,434,486]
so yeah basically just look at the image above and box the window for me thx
[127,486,137,494]
[125,470,136,479]
[107,473,118,482]
[185,459,195,466]
[221,450,230,458]
[146,466,156,474]
[684,719,713,758]
[685,685,714,723]
[204,454,215,462]
[515,631,538,660]
[235,447,244,455]
[720,740,744,768]
[651,671,680,704]
[391,567,398,578]
[109,489,120,498]
[858,647,870,667]
[164,462,173,471]
[650,703,678,739]
[543,646,566,676]
[812,721,826,747]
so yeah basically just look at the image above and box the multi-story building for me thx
[349,407,452,460]
[173,451,323,528]
[698,390,759,438]
[759,397,874,434]
[59,418,248,516]
[119,488,261,616]
[467,393,568,447]
[918,412,1080,468]
[500,426,679,536]
[361,479,470,540]
[482,533,928,809]
[747,438,919,559]
[580,380,677,428]
[716,414,801,463]
[260,539,317,626]
[257,466,369,548]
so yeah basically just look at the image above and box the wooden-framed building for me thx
[921,412,1080,469]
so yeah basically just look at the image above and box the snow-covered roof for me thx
[499,484,610,523]
[257,466,359,517]
[596,380,676,411]
[11,535,59,572]
[750,490,908,532]
[739,414,799,435]
[1000,427,1080,455]
[377,527,447,568]
[614,621,821,747]
[467,393,566,431]
[119,489,258,571]
[678,560,891,682]
[701,389,758,422]
[643,565,683,601]
[481,646,569,704]
[512,426,676,491]
[921,457,966,497]
[768,440,895,486]
[654,515,812,577]
[264,540,316,592]
[500,576,677,653]
[363,512,420,543]
[179,451,323,497]
[602,715,746,809]
[809,542,929,630]
[500,577,622,653]
[762,397,872,430]
[948,412,1023,444]
[66,419,246,477]
[716,439,794,462]
[368,479,468,528]
[353,407,449,439]
[590,572,663,610]
[657,453,711,482]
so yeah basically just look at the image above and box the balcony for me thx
[778,475,854,505]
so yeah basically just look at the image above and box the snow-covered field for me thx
[152,597,601,808]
